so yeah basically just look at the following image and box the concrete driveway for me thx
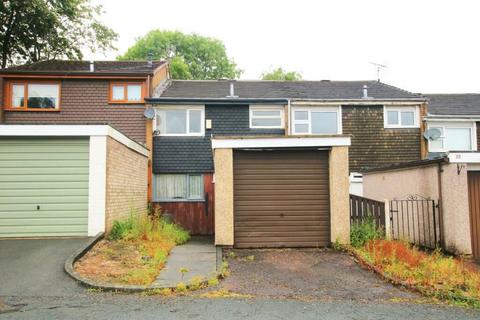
[219,248,418,301]
[0,238,91,297]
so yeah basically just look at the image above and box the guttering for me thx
[291,98,427,106]
[362,157,449,174]
[145,97,288,105]
[425,114,480,121]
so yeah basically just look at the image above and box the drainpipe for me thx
[437,162,446,250]
[287,99,291,135]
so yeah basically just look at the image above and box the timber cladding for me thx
[342,105,421,172]
[468,172,480,260]
[3,79,147,143]
[233,150,330,248]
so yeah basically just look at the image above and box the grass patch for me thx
[354,239,480,308]
[75,211,190,286]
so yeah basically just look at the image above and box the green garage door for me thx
[0,137,89,237]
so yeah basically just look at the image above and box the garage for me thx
[233,150,330,248]
[0,137,89,237]
[0,125,149,238]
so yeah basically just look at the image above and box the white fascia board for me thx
[448,152,480,163]
[0,124,148,156]
[0,124,110,136]
[88,135,107,236]
[211,136,351,149]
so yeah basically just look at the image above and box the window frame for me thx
[427,122,477,152]
[4,80,61,111]
[108,81,145,104]
[153,174,205,202]
[291,106,342,135]
[383,106,420,128]
[249,105,285,129]
[154,106,205,137]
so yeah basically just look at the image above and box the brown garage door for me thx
[233,150,330,248]
[468,171,480,260]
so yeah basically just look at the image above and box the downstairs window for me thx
[153,174,204,201]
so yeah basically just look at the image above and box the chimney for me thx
[226,82,238,98]
[89,60,94,72]
[147,53,153,67]
[362,85,371,99]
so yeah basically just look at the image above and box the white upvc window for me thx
[153,174,204,201]
[291,106,342,135]
[384,106,420,128]
[427,122,476,152]
[249,105,284,129]
[155,106,205,136]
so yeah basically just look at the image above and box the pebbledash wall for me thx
[363,161,472,254]
[105,136,148,232]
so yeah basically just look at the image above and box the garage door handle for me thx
[37,205,40,210]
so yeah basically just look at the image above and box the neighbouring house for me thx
[146,80,428,248]
[0,60,169,237]
[363,94,480,259]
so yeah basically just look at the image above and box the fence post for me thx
[384,199,392,240]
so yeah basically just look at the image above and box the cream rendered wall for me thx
[363,163,472,254]
[213,148,234,246]
[329,146,350,244]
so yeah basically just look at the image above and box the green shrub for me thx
[350,215,383,248]
[108,216,137,240]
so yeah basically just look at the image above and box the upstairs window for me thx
[6,81,60,110]
[155,106,204,136]
[292,106,341,135]
[428,123,475,152]
[384,106,419,128]
[153,174,204,201]
[249,105,284,128]
[109,82,144,103]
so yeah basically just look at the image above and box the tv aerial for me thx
[370,62,388,81]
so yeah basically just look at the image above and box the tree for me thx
[261,67,302,81]
[0,0,117,68]
[118,30,241,80]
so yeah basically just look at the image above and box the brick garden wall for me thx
[105,137,148,232]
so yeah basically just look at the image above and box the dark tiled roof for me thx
[426,94,480,115]
[158,80,423,100]
[0,60,166,76]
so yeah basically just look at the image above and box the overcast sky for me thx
[89,0,480,94]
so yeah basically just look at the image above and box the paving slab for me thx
[152,236,217,287]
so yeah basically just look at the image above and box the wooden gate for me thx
[467,172,480,260]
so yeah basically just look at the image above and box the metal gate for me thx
[390,198,441,249]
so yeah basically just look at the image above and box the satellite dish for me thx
[423,128,442,140]
[143,108,156,120]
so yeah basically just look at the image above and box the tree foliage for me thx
[0,0,117,68]
[118,30,241,80]
[261,67,302,81]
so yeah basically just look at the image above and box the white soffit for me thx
[211,136,351,149]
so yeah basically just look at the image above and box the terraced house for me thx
[0,60,438,249]
[0,60,169,238]
[147,80,428,248]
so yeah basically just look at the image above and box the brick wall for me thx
[105,137,148,232]
[342,105,421,172]
[3,79,147,143]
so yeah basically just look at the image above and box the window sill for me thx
[153,199,205,203]
[384,126,419,129]
[4,108,60,112]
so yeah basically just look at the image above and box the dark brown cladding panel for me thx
[2,79,146,143]
[342,105,421,172]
